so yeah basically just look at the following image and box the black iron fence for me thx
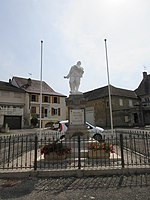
[0,131,149,171]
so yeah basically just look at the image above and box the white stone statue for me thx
[64,61,84,93]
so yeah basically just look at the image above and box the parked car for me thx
[52,122,60,130]
[58,120,104,141]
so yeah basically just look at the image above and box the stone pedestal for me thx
[65,93,89,139]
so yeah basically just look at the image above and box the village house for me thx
[84,85,140,128]
[11,76,67,128]
[135,71,150,126]
[1,71,150,130]
[0,80,25,129]
[0,77,66,129]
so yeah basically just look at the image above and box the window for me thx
[125,116,129,122]
[133,113,138,123]
[31,106,36,114]
[44,96,48,103]
[142,97,145,102]
[52,96,60,104]
[31,95,36,102]
[54,97,57,103]
[44,109,48,117]
[119,99,123,106]
[129,99,133,107]
[51,108,58,115]
[51,108,61,116]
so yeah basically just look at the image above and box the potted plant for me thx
[41,140,71,161]
[88,142,114,159]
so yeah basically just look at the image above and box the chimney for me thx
[9,79,12,84]
[143,72,147,79]
[27,78,31,86]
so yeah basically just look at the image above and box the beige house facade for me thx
[0,77,66,129]
[11,77,67,128]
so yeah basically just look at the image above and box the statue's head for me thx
[77,61,81,66]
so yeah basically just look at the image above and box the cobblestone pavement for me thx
[0,174,150,200]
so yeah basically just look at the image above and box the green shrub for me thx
[31,117,38,127]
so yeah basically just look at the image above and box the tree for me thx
[31,116,38,127]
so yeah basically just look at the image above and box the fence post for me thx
[34,135,38,171]
[120,134,125,168]
[78,135,81,169]
[7,136,11,168]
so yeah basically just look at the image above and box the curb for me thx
[0,168,150,179]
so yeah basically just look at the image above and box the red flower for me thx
[40,140,71,156]
[88,142,114,153]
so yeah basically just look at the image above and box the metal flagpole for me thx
[104,39,114,134]
[39,40,43,139]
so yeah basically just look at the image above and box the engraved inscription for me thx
[70,109,84,125]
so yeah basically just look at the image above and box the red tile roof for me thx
[12,76,66,97]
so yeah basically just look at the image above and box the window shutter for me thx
[31,106,36,114]
[51,108,54,115]
[52,96,54,103]
[58,108,61,116]
[42,107,44,113]
[37,95,39,102]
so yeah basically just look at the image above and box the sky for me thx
[0,0,150,96]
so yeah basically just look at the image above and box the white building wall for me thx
[0,90,25,128]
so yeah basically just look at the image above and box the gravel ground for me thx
[0,174,150,200]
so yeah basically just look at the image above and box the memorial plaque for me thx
[70,109,84,125]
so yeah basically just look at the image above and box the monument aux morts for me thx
[64,61,89,138]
